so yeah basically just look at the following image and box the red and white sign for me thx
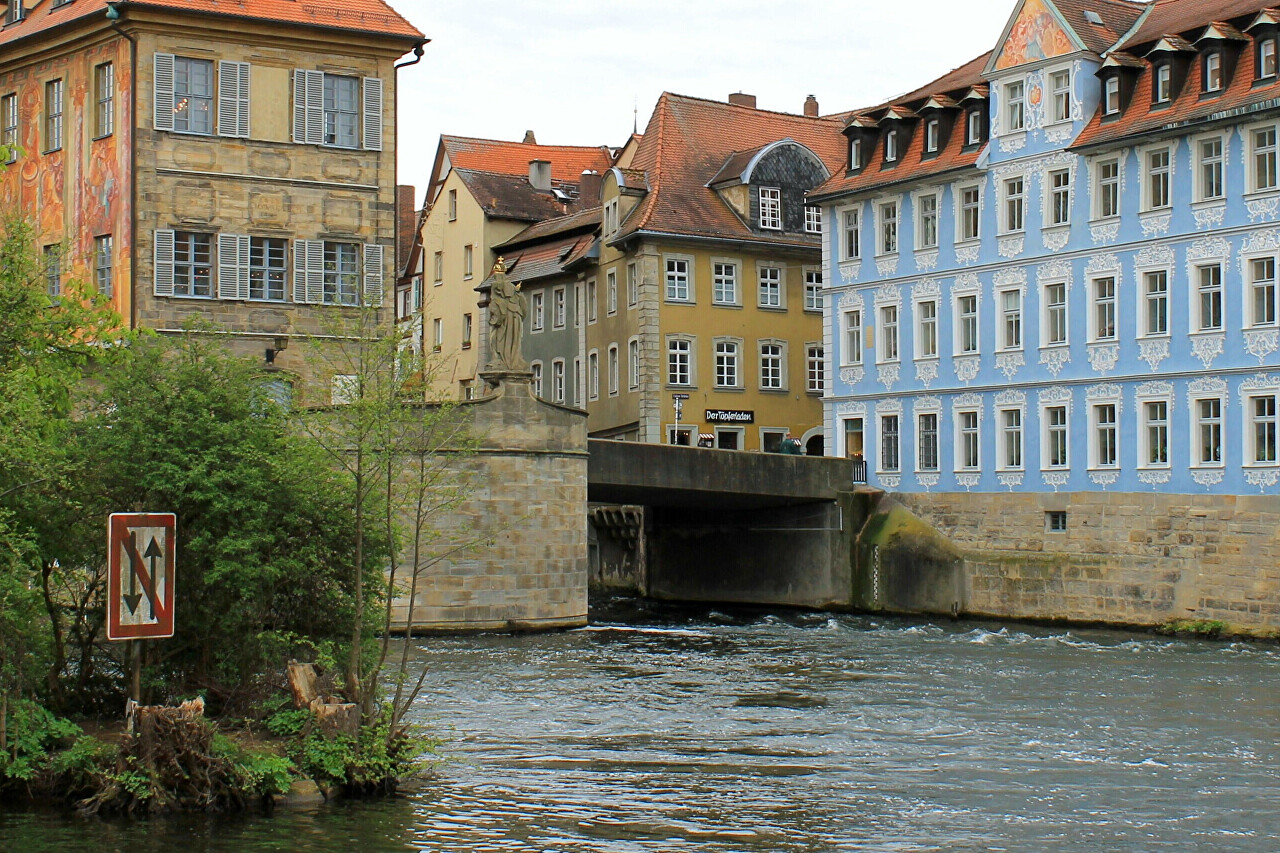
[107,513,176,641]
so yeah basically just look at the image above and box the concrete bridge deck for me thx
[587,439,858,509]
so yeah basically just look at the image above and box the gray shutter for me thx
[293,239,308,302]
[153,53,175,132]
[153,230,175,296]
[292,70,306,143]
[217,234,240,299]
[237,234,251,299]
[363,244,384,307]
[362,77,383,151]
[217,61,250,138]
[293,70,323,144]
[306,240,324,304]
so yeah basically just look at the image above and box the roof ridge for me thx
[660,91,845,123]
[632,93,671,233]
[442,134,614,152]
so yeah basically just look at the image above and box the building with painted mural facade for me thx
[815,0,1280,499]
[593,92,844,453]
[0,0,424,394]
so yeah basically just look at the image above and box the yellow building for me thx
[590,93,845,453]
[0,0,425,395]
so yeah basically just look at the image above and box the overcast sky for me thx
[390,0,1016,203]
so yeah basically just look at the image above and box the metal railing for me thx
[851,459,868,485]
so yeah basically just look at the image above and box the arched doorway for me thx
[801,427,824,456]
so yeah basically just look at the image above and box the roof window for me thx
[5,1,25,24]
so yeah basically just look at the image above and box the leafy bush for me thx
[0,699,80,787]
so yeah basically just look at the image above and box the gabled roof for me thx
[493,235,595,286]
[1117,0,1276,51]
[440,136,614,184]
[1051,0,1147,54]
[453,169,583,223]
[495,206,602,252]
[0,0,424,48]
[616,93,845,246]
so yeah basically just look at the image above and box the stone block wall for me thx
[896,491,1280,635]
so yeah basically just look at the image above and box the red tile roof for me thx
[441,136,615,184]
[1116,0,1275,50]
[618,93,846,245]
[499,235,595,285]
[496,206,601,251]
[454,169,591,223]
[0,0,423,48]
[1051,0,1147,55]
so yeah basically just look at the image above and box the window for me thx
[1103,76,1120,115]
[43,245,61,298]
[758,266,781,308]
[448,189,457,221]
[322,74,359,148]
[880,415,900,472]
[957,295,978,354]
[1000,289,1022,350]
[1142,400,1169,467]
[322,242,359,305]
[607,269,617,314]
[715,339,739,388]
[1197,264,1223,331]
[1003,177,1024,232]
[1005,80,1025,132]
[884,129,898,162]
[879,305,899,361]
[587,278,598,322]
[1203,52,1222,93]
[249,237,286,301]
[604,199,619,234]
[966,108,982,144]
[1144,270,1169,336]
[960,186,980,241]
[531,291,545,331]
[172,58,212,135]
[628,339,640,390]
[1048,169,1070,226]
[608,345,619,396]
[463,245,473,279]
[1146,149,1171,209]
[5,1,24,24]
[1153,63,1172,104]
[879,202,898,254]
[843,310,863,364]
[1050,69,1071,123]
[1251,257,1277,327]
[665,258,689,301]
[1251,395,1278,463]
[844,418,865,461]
[44,79,63,152]
[1,93,15,164]
[553,360,565,403]
[1001,409,1023,469]
[553,287,566,328]
[1046,511,1067,532]
[588,351,599,399]
[627,262,638,306]
[433,252,442,283]
[713,261,738,305]
[94,235,113,297]
[667,339,691,386]
[958,410,980,470]
[94,62,114,138]
[759,187,781,230]
[806,345,824,393]
[462,313,472,349]
[432,318,442,352]
[805,205,822,234]
[574,357,582,405]
[759,342,784,389]
[531,362,543,398]
[1092,277,1116,341]
[1098,159,1120,218]
[1045,405,1068,468]
[1044,282,1067,346]
[917,193,938,249]
[1195,397,1223,465]
[924,118,939,153]
[916,300,938,358]
[1093,404,1118,467]
[849,136,862,170]
[1253,126,1278,192]
[917,413,939,471]
[804,270,823,311]
[1261,36,1279,80]
[843,209,861,259]
[173,231,213,297]
[1197,137,1224,201]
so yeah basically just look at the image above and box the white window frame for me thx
[1089,274,1118,343]
[1142,145,1173,211]
[884,129,898,162]
[1245,386,1280,467]
[1093,155,1122,220]
[803,269,823,312]
[1103,76,1120,115]
[627,261,638,307]
[1045,167,1071,228]
[915,297,939,360]
[1137,391,1173,470]
[712,259,739,306]
[842,206,862,260]
[924,118,939,153]
[843,308,863,366]
[804,205,822,234]
[878,412,901,475]
[915,190,939,250]
[1041,403,1070,471]
[607,268,618,315]
[1049,67,1071,124]
[878,303,900,363]
[552,285,566,329]
[757,263,783,309]
[1004,79,1025,133]
[1193,262,1224,333]
[552,358,566,404]
[758,339,787,391]
[1000,174,1025,234]
[1195,133,1226,203]
[806,344,825,393]
[1139,267,1171,339]
[1246,253,1278,329]
[1249,121,1279,194]
[628,337,641,390]
[759,186,782,230]
[954,289,981,356]
[608,344,619,396]
[997,287,1023,352]
[666,336,694,387]
[998,405,1025,472]
[587,278,598,323]
[1041,280,1069,348]
[954,407,981,472]
[1087,392,1121,471]
[531,360,543,398]
[1153,62,1172,104]
[713,337,742,389]
[530,290,545,333]
[664,254,693,303]
[876,199,899,256]
[1203,50,1222,93]
[916,410,940,473]
[956,182,982,244]
[588,350,600,401]
[1189,390,1226,469]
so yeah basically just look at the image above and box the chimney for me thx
[529,159,552,191]
[804,95,819,117]
[523,129,537,144]
[728,92,757,109]
[578,170,602,206]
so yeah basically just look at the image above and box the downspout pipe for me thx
[392,40,426,331]
[106,2,138,333]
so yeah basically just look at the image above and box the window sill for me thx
[1244,188,1280,201]
[1191,198,1226,210]
[1243,462,1280,469]
[1139,207,1172,217]
[1087,216,1120,227]
[758,387,789,394]
[1137,334,1171,341]
[1039,343,1069,352]
[1138,465,1172,472]
[1087,466,1120,473]
[713,386,745,393]
[954,238,980,251]
[1042,223,1070,234]
[711,302,743,309]
[1189,328,1224,336]
[1040,466,1070,473]
[914,355,940,364]
[1191,463,1225,470]
[757,304,787,312]
[663,298,695,306]
[996,467,1025,474]
[875,359,901,367]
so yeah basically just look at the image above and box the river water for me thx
[5,602,1280,851]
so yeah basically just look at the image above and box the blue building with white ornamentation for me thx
[812,0,1280,499]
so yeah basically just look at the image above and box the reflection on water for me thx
[5,602,1280,852]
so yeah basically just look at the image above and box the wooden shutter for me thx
[153,53,175,132]
[363,244,384,307]
[217,61,250,138]
[293,239,309,303]
[153,230,175,296]
[217,233,250,300]
[292,69,323,144]
[362,77,383,151]
[305,240,324,304]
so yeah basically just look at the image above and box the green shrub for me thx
[0,699,80,786]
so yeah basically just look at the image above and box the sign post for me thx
[107,513,176,702]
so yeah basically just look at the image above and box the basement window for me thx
[1045,510,1067,533]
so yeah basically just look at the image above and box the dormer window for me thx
[1260,35,1278,80]
[848,136,862,171]
[884,129,898,162]
[1005,80,1025,131]
[1203,51,1222,92]
[759,186,781,230]
[804,205,822,234]
[1104,76,1121,114]
[966,108,982,144]
[1153,63,1172,103]
[5,1,25,24]
[924,118,939,154]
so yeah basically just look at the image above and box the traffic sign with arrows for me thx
[107,513,176,641]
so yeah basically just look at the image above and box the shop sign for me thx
[705,409,754,424]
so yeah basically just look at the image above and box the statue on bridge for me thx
[485,257,528,373]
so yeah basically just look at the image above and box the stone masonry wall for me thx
[897,492,1280,635]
